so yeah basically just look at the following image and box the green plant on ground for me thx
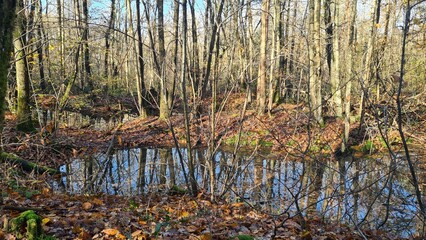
[361,140,376,153]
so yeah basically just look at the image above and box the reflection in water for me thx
[35,109,136,131]
[56,148,425,237]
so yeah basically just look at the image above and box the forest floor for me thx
[1,93,425,239]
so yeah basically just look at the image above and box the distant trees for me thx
[0,0,425,145]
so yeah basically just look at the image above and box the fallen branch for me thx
[0,152,60,175]
[1,205,45,212]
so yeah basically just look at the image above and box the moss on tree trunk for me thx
[0,152,60,175]
[9,210,42,240]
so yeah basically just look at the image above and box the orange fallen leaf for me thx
[82,202,93,211]
[92,198,104,206]
[102,228,119,235]
[180,211,190,218]
[186,225,199,233]
[199,233,212,240]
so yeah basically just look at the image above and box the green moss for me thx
[286,140,296,147]
[10,210,42,240]
[361,140,376,153]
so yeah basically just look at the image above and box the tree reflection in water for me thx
[56,148,425,237]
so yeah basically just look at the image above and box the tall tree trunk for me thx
[157,0,168,119]
[171,0,180,109]
[256,0,270,115]
[268,0,281,115]
[309,0,323,124]
[0,0,17,139]
[324,0,332,73]
[57,0,65,81]
[104,0,116,80]
[180,0,198,195]
[246,0,254,103]
[342,0,357,152]
[135,0,148,118]
[359,0,380,127]
[189,0,200,98]
[82,0,93,91]
[36,0,46,92]
[330,0,342,116]
[14,0,34,132]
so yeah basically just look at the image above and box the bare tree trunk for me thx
[268,0,281,115]
[257,0,270,115]
[171,0,180,110]
[135,0,148,118]
[157,0,168,119]
[330,0,342,117]
[14,0,34,132]
[359,0,380,126]
[342,0,357,153]
[309,0,323,124]
[57,0,65,81]
[397,0,426,225]
[181,0,198,195]
[82,0,93,91]
[36,0,46,92]
[0,0,17,140]
[189,0,200,98]
[104,0,116,80]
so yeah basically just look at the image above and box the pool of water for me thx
[53,147,426,237]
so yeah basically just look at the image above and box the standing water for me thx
[54,147,426,237]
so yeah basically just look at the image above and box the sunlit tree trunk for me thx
[246,1,254,103]
[359,0,380,125]
[82,0,93,91]
[135,0,148,118]
[57,0,65,81]
[157,0,168,119]
[171,0,179,109]
[256,0,270,115]
[342,0,357,153]
[189,0,200,98]
[181,0,198,195]
[330,0,342,117]
[104,0,116,81]
[36,0,46,92]
[309,0,323,124]
[268,0,281,115]
[14,0,34,132]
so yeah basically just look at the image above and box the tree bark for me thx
[157,0,169,119]
[330,0,342,117]
[14,0,34,132]
[82,0,93,91]
[104,0,116,79]
[257,0,270,115]
[135,0,148,118]
[342,0,357,152]
[0,0,17,140]
[309,0,323,124]
[180,0,198,195]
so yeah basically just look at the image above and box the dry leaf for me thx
[82,202,93,211]
[180,211,190,218]
[42,218,51,226]
[92,198,104,206]
[199,233,212,240]
[102,228,119,235]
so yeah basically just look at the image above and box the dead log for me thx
[0,152,60,175]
